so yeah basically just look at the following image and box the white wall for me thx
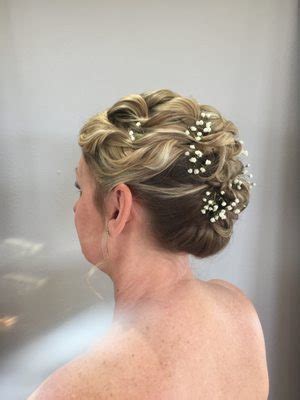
[0,0,299,398]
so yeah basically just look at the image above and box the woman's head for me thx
[74,88,252,265]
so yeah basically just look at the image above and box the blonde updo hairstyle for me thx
[78,88,251,259]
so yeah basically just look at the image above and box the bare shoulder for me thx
[208,278,249,297]
[26,334,158,400]
[208,278,261,314]
[208,278,270,395]
[27,347,129,400]
[208,278,268,341]
[27,280,270,399]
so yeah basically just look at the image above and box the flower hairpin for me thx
[184,111,216,175]
[232,140,256,189]
[183,111,215,142]
[200,190,241,223]
[201,160,256,224]
[183,113,256,223]
[127,113,256,224]
[128,121,142,141]
[185,144,212,175]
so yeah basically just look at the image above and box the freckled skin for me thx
[27,279,269,399]
[78,280,269,399]
[68,156,269,399]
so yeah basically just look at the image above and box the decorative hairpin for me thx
[200,190,241,223]
[183,111,215,142]
[128,112,256,223]
[185,113,255,222]
[184,112,216,175]
[128,121,142,141]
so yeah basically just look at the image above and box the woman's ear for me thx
[107,183,133,237]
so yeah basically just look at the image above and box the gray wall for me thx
[0,0,299,399]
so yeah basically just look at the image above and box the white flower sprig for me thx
[127,112,256,224]
[183,112,256,222]
[185,144,212,175]
[200,190,241,223]
[183,112,214,142]
[128,121,142,141]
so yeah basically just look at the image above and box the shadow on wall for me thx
[271,7,300,399]
[257,8,300,399]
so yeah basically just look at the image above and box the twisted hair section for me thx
[78,88,251,259]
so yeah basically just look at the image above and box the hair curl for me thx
[77,88,251,259]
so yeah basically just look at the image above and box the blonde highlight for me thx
[78,88,251,260]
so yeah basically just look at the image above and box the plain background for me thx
[0,0,299,399]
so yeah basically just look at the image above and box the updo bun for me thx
[78,88,254,259]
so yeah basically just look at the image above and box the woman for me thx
[28,88,269,399]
